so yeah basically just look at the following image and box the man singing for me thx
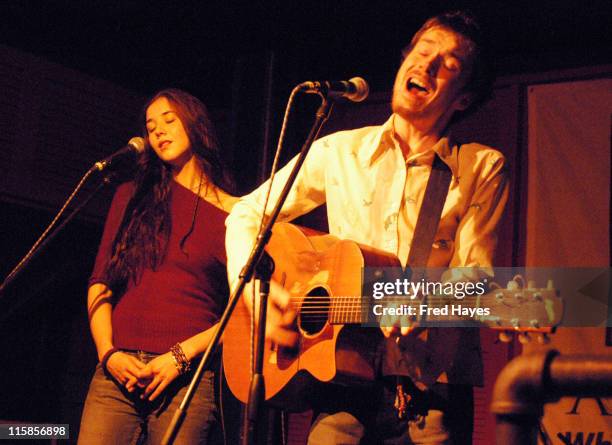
[226,10,508,444]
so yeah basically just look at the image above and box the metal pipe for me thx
[491,350,612,445]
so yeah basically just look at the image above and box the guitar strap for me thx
[392,152,453,419]
[406,152,453,268]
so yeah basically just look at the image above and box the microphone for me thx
[298,77,369,102]
[94,137,146,171]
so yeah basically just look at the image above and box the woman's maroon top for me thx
[89,181,229,353]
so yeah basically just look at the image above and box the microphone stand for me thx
[160,96,334,445]
[0,170,117,298]
[243,250,274,445]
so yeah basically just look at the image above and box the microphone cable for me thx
[248,83,302,374]
[1,160,115,295]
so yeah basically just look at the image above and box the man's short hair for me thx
[404,10,495,121]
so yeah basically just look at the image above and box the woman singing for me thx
[78,88,236,444]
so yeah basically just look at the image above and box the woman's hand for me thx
[136,352,181,401]
[105,351,146,393]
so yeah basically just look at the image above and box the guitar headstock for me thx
[482,278,563,344]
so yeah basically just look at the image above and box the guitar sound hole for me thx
[298,286,330,336]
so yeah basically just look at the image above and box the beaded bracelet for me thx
[100,347,119,372]
[170,343,191,375]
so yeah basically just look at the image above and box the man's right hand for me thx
[243,279,298,347]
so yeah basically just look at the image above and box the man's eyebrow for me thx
[419,37,435,45]
[419,35,469,60]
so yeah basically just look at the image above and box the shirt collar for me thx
[427,134,459,179]
[357,115,395,167]
[358,114,459,178]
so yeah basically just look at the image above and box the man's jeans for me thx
[307,380,474,445]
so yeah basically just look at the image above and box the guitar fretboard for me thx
[293,288,559,330]
[297,295,487,325]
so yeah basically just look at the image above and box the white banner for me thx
[526,79,612,444]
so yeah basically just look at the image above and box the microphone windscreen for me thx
[348,77,369,102]
[128,137,146,153]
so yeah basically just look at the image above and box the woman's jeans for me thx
[78,350,218,445]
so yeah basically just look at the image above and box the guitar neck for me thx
[328,296,365,325]
[322,287,560,331]
[326,295,489,325]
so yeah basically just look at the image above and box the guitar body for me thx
[223,223,563,410]
[223,223,399,410]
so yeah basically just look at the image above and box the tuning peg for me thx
[537,333,551,344]
[518,332,531,344]
[498,331,513,343]
[506,280,520,290]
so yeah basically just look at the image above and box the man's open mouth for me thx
[407,78,429,94]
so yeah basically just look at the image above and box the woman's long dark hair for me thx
[102,88,233,296]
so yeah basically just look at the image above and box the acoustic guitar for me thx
[222,223,562,410]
